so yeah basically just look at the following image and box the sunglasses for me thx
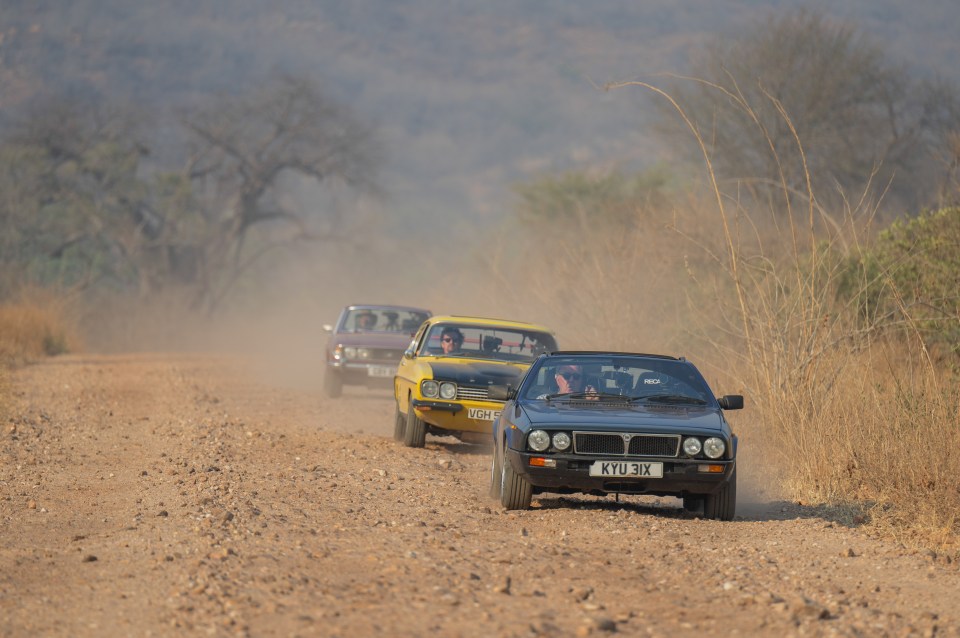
[558,371,582,381]
[441,337,456,343]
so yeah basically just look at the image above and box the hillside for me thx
[2,0,958,233]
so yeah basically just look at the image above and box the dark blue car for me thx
[489,352,743,520]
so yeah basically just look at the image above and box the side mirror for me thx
[487,384,515,401]
[323,324,334,333]
[718,395,744,410]
[403,347,416,359]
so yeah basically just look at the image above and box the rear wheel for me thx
[323,371,343,399]
[703,467,737,521]
[393,404,406,441]
[682,495,704,514]
[499,439,532,510]
[402,400,426,448]
[488,440,503,499]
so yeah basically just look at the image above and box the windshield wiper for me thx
[545,391,627,402]
[631,394,708,405]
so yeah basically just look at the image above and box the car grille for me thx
[573,432,680,457]
[456,386,499,402]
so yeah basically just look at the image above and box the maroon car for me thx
[323,304,432,398]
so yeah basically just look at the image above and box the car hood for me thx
[328,332,414,348]
[520,401,726,433]
[426,360,528,385]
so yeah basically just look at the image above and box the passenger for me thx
[440,327,464,354]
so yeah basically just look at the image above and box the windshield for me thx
[418,324,557,362]
[520,355,715,404]
[341,308,429,334]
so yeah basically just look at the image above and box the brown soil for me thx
[2,353,958,637]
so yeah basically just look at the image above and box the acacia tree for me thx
[182,75,381,312]
[656,9,960,213]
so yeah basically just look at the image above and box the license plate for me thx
[589,461,663,478]
[367,365,394,378]
[467,408,500,421]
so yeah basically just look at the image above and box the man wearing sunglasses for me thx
[439,327,464,354]
[552,364,598,397]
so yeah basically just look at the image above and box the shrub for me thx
[0,290,79,366]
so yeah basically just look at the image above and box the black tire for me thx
[323,370,343,399]
[703,467,737,521]
[402,400,426,448]
[499,439,533,510]
[393,404,406,442]
[488,440,503,499]
[682,495,705,514]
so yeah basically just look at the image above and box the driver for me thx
[439,327,464,354]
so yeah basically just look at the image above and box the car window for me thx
[418,325,557,362]
[341,309,430,334]
[521,356,713,402]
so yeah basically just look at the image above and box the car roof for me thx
[540,351,683,361]
[426,314,555,334]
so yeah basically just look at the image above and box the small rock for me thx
[82,555,98,563]
[27,500,36,510]
[591,617,617,633]
[494,576,512,594]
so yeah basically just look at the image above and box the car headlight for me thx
[528,430,550,452]
[356,348,371,359]
[439,382,457,399]
[552,432,571,451]
[343,346,357,359]
[703,437,726,459]
[682,437,702,456]
[421,380,439,398]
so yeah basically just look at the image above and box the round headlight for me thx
[528,430,550,452]
[703,437,726,459]
[682,437,702,456]
[439,382,457,399]
[421,380,439,398]
[343,346,357,359]
[552,432,571,451]
[356,348,371,359]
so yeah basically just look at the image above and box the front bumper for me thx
[326,361,396,386]
[505,449,734,497]
[412,399,504,434]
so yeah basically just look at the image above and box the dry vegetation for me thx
[0,289,79,366]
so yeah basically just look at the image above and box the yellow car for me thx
[393,315,558,447]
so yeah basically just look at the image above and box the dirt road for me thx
[2,354,958,637]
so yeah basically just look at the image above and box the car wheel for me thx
[488,440,503,499]
[703,467,737,521]
[682,495,704,514]
[393,403,406,442]
[402,400,426,448]
[323,371,343,399]
[499,439,532,510]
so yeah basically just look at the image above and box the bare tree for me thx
[655,9,960,214]
[182,75,381,312]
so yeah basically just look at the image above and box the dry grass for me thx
[0,289,81,366]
